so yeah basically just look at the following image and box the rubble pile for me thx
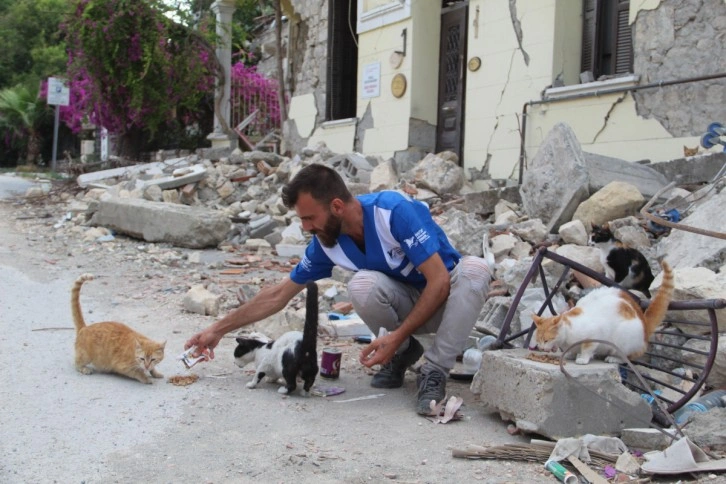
[17,122,726,445]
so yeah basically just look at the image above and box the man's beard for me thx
[314,213,342,248]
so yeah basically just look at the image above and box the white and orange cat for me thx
[532,260,673,364]
[73,274,166,383]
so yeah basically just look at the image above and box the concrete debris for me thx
[89,198,231,249]
[25,121,725,442]
[183,284,221,316]
[470,348,652,439]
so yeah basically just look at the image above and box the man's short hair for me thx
[281,163,352,208]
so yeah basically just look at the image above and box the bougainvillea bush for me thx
[63,0,217,139]
[61,0,282,154]
[229,62,281,136]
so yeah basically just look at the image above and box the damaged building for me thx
[247,0,725,180]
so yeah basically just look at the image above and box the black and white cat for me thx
[589,225,655,297]
[234,281,319,396]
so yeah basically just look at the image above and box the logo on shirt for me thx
[300,255,312,272]
[404,236,416,248]
[414,229,430,245]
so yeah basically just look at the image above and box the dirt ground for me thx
[0,186,715,484]
[0,189,557,484]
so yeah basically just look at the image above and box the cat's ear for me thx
[532,314,542,326]
[159,340,166,349]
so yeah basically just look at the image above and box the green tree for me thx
[0,85,51,165]
[65,0,220,152]
[0,0,69,90]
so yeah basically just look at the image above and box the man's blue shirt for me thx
[290,191,461,289]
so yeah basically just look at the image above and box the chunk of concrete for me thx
[76,157,191,188]
[470,349,651,439]
[520,123,590,233]
[649,151,726,185]
[656,188,726,272]
[620,428,678,452]
[141,164,207,190]
[583,153,669,199]
[462,186,521,216]
[90,198,231,249]
[572,181,645,229]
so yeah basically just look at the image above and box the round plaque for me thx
[468,56,481,72]
[391,73,407,98]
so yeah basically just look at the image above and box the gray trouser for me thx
[347,256,492,372]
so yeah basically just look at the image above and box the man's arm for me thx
[185,276,305,358]
[360,253,450,367]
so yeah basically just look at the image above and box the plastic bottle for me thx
[477,335,498,351]
[673,389,726,425]
[462,348,483,374]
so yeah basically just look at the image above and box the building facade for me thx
[264,0,725,180]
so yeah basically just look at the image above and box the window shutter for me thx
[580,0,599,74]
[613,0,632,74]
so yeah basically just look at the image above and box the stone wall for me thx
[254,1,329,154]
[633,0,726,136]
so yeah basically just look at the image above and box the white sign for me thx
[361,62,381,99]
[47,77,70,106]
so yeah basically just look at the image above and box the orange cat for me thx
[533,260,674,364]
[73,274,166,383]
[683,145,700,157]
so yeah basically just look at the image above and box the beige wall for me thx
[287,0,715,180]
[463,0,559,179]
[522,0,720,174]
[357,18,414,158]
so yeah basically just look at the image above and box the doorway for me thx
[435,2,468,163]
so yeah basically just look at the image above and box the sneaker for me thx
[416,365,447,415]
[370,337,424,388]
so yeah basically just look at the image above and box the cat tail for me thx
[643,261,674,337]
[72,273,94,333]
[301,281,319,356]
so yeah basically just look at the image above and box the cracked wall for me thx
[522,0,726,173]
[254,0,328,154]
[632,0,726,137]
[463,0,557,179]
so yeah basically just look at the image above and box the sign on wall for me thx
[47,77,70,106]
[361,62,381,99]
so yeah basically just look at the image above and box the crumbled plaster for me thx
[508,0,530,66]
[630,0,663,24]
[354,103,373,153]
[632,0,726,137]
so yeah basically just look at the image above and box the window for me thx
[326,1,358,121]
[581,0,633,80]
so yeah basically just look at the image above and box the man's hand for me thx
[184,329,222,360]
[359,332,405,368]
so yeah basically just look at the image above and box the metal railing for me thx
[229,67,281,148]
[493,247,726,415]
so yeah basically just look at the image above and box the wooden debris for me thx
[568,455,609,484]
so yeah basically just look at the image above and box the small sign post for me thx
[47,77,70,172]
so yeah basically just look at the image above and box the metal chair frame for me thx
[493,246,726,414]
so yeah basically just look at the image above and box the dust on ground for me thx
[0,190,709,484]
